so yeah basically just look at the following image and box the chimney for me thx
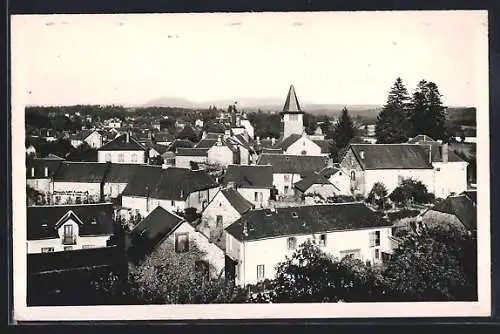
[217,135,223,145]
[126,132,130,143]
[44,167,49,177]
[271,137,276,146]
[236,116,241,127]
[442,143,449,163]
[428,145,432,164]
[31,167,35,177]
[202,131,207,139]
[359,151,365,160]
[256,136,261,144]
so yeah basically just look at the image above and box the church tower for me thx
[281,84,304,139]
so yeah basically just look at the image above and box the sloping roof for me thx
[222,165,273,188]
[428,195,476,231]
[349,144,434,170]
[167,139,195,152]
[294,172,339,192]
[319,165,342,179]
[422,144,464,163]
[262,148,283,154]
[274,134,302,150]
[281,84,303,114]
[129,206,183,250]
[99,133,147,152]
[204,132,224,140]
[407,134,438,144]
[45,153,65,160]
[53,162,110,183]
[221,188,254,214]
[312,139,334,154]
[26,158,64,179]
[176,148,209,157]
[257,154,329,174]
[256,139,275,149]
[103,164,140,183]
[122,166,218,200]
[69,129,99,141]
[233,134,251,149]
[195,139,218,149]
[27,203,115,240]
[461,190,477,204]
[226,203,391,241]
[152,144,169,155]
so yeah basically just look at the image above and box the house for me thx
[52,162,110,204]
[257,154,330,196]
[26,144,37,157]
[221,165,274,208]
[225,203,393,287]
[102,163,140,199]
[340,143,468,199]
[207,135,240,167]
[26,157,64,195]
[98,133,148,164]
[407,134,439,144]
[199,188,254,246]
[27,203,115,254]
[195,119,204,128]
[126,206,225,277]
[319,165,352,196]
[293,172,340,204]
[421,192,476,232]
[154,132,174,146]
[69,130,103,149]
[272,133,325,156]
[175,148,209,169]
[121,165,219,216]
[107,118,122,129]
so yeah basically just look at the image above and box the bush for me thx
[389,178,434,206]
[387,209,421,222]
[366,182,388,209]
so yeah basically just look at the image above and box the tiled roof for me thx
[103,164,140,183]
[293,172,339,192]
[312,139,334,154]
[99,134,147,152]
[257,154,330,174]
[122,166,218,200]
[176,147,209,157]
[53,162,110,183]
[226,203,391,241]
[427,194,477,231]
[222,165,273,188]
[26,157,64,179]
[221,188,254,215]
[281,84,303,114]
[27,203,115,240]
[127,206,183,259]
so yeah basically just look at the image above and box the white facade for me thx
[239,146,250,165]
[240,119,254,139]
[195,119,204,128]
[103,182,128,199]
[237,187,270,208]
[27,217,111,254]
[226,226,393,287]
[363,169,435,197]
[108,120,122,129]
[85,131,103,149]
[299,183,339,203]
[200,191,244,241]
[283,113,304,139]
[327,170,352,196]
[52,181,102,204]
[27,178,51,194]
[284,136,324,156]
[273,173,303,195]
[175,155,208,169]
[207,145,234,167]
[98,150,146,164]
[433,161,468,198]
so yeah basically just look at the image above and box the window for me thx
[41,247,54,253]
[340,249,361,259]
[171,200,175,206]
[289,114,298,121]
[195,260,210,281]
[284,185,289,193]
[375,248,380,259]
[254,192,263,202]
[175,232,189,253]
[63,224,73,237]
[369,231,381,247]
[105,153,111,162]
[397,175,404,184]
[216,215,223,230]
[82,245,95,249]
[287,237,297,250]
[64,246,73,251]
[257,264,265,280]
[118,153,125,162]
[301,150,307,155]
[318,234,327,247]
[132,153,137,162]
[284,174,290,182]
[350,171,356,181]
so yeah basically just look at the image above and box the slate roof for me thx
[256,139,275,149]
[27,203,115,240]
[103,164,140,183]
[274,134,302,150]
[69,129,99,141]
[233,134,251,149]
[195,139,218,149]
[348,144,463,170]
[152,144,169,155]
[122,166,218,200]
[176,147,209,157]
[26,158,64,179]
[53,162,110,183]
[281,84,304,114]
[167,139,195,152]
[99,133,147,152]
[220,188,254,214]
[226,203,391,241]
[312,139,334,154]
[262,148,283,154]
[222,165,273,188]
[294,172,339,192]
[257,154,330,174]
[407,134,438,144]
[461,190,477,204]
[427,194,477,231]
[319,165,342,179]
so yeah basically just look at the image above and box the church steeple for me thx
[282,84,303,114]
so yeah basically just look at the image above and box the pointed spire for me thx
[282,84,303,113]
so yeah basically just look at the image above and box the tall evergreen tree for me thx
[332,107,356,150]
[375,77,411,143]
[408,80,447,140]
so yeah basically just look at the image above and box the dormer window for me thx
[291,212,298,218]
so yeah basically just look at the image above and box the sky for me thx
[11,11,488,107]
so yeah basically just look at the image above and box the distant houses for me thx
[97,133,148,164]
[69,129,103,149]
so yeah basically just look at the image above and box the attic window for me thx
[285,157,290,161]
[41,224,48,227]
[91,219,97,225]
[291,212,298,218]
